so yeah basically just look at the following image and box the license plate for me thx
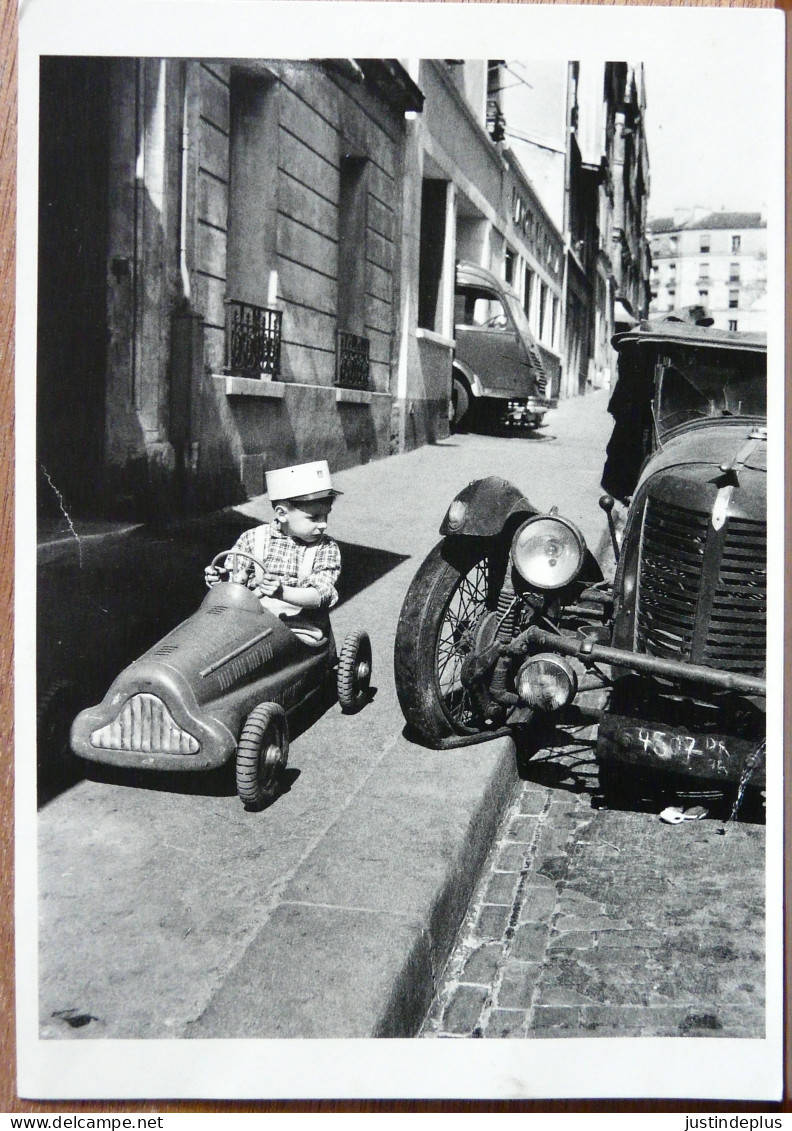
[597,713,765,786]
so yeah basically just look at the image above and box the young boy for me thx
[205,460,342,643]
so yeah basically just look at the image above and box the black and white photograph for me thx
[15,0,785,1103]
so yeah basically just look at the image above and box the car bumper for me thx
[520,626,766,698]
[597,713,765,787]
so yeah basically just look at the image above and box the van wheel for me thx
[451,378,470,432]
[236,702,289,808]
[337,630,372,713]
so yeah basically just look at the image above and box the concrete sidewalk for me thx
[37,390,617,1039]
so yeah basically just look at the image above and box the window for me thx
[337,156,368,337]
[669,235,678,251]
[729,319,738,331]
[699,234,710,253]
[336,154,370,389]
[698,262,709,283]
[504,247,516,286]
[729,262,740,282]
[551,296,559,350]
[454,288,508,330]
[418,179,449,331]
[227,70,282,379]
[523,265,534,319]
[731,235,741,253]
[729,290,739,309]
[538,283,548,342]
[698,290,708,300]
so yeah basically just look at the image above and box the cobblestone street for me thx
[421,722,765,1040]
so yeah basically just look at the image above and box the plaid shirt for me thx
[227,523,341,608]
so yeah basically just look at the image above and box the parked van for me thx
[452,261,557,430]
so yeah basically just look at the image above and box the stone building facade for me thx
[37,55,648,522]
[37,57,421,520]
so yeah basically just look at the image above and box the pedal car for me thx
[71,548,372,807]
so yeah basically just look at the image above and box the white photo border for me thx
[16,0,786,1101]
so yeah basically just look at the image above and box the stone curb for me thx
[187,735,519,1038]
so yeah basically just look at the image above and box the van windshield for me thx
[655,346,766,439]
[503,292,534,340]
[454,287,509,330]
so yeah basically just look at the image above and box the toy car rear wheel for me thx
[337,630,372,713]
[236,702,289,808]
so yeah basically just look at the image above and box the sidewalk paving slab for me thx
[187,734,518,1037]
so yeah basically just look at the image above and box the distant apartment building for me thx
[495,60,652,395]
[648,211,767,332]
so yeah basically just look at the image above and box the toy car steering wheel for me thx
[209,548,270,589]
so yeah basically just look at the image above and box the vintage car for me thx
[395,319,767,802]
[71,548,372,808]
[452,261,558,431]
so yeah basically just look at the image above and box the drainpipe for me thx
[179,63,191,302]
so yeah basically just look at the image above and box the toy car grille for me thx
[637,498,766,677]
[90,693,199,754]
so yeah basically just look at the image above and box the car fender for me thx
[439,476,538,538]
[452,359,484,398]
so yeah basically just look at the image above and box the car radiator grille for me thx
[90,693,199,754]
[636,498,766,677]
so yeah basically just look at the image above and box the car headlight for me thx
[516,654,578,711]
[511,515,585,589]
[445,499,468,531]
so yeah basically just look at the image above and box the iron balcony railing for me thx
[335,330,370,391]
[225,300,282,379]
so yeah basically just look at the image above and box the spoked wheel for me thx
[394,540,504,747]
[236,702,289,808]
[337,630,372,713]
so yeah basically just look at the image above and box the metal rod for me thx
[523,626,766,696]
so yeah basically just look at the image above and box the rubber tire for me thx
[37,680,84,797]
[394,540,497,748]
[236,702,289,808]
[337,630,372,713]
[450,377,470,432]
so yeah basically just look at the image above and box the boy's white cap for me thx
[265,460,342,502]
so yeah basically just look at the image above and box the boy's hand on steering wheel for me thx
[251,573,281,598]
[204,565,224,587]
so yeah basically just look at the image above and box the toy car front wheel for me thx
[337,630,372,713]
[236,702,289,808]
